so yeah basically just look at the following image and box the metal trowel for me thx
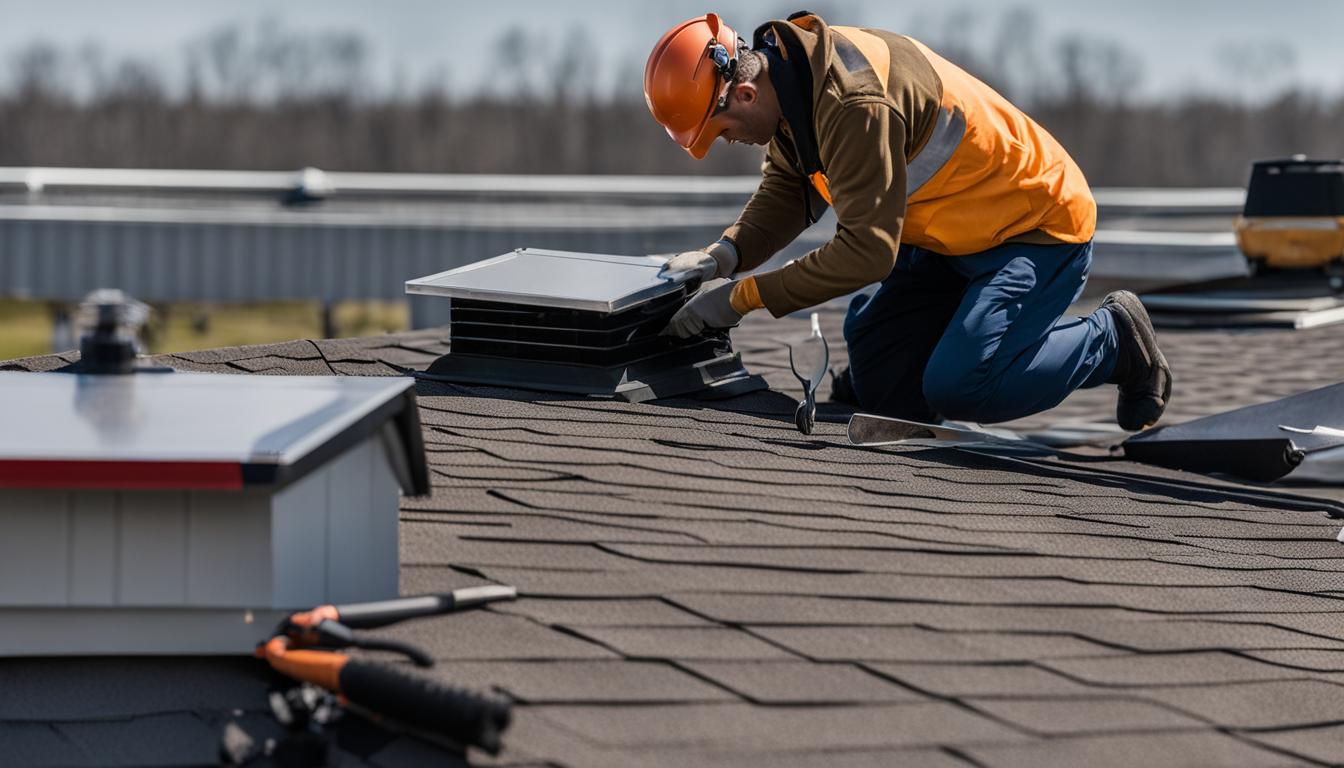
[788,312,829,435]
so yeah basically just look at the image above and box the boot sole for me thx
[1105,292,1173,431]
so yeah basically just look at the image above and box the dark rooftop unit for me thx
[1144,157,1344,329]
[1242,157,1344,218]
[406,248,766,401]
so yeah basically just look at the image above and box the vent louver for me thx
[406,249,766,401]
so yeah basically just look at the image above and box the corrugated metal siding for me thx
[0,173,1243,330]
[0,215,746,327]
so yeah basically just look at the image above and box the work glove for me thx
[661,280,743,339]
[656,240,739,283]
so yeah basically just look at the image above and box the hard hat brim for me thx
[674,81,731,160]
[681,115,725,160]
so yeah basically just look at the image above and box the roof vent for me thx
[406,249,766,401]
[73,289,150,374]
[285,166,333,205]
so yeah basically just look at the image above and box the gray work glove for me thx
[661,280,743,338]
[656,240,739,283]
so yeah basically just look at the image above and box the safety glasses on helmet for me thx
[707,37,749,112]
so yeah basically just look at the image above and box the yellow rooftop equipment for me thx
[1235,156,1344,270]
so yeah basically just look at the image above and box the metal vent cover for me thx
[405,248,693,313]
[406,249,766,402]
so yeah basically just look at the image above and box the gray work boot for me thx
[1102,291,1172,431]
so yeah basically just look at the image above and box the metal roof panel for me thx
[0,372,417,489]
[405,248,691,313]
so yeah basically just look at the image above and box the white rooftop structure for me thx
[0,372,428,655]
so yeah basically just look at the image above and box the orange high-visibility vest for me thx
[810,28,1096,255]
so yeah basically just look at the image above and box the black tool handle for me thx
[336,586,517,629]
[339,660,512,754]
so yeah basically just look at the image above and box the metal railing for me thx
[1,166,1246,209]
[0,168,1248,331]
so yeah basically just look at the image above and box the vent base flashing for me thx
[422,340,765,403]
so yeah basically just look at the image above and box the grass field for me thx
[0,299,409,361]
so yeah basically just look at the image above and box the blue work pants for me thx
[842,240,1117,424]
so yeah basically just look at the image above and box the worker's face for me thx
[715,81,780,148]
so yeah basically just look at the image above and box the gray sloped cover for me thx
[1123,381,1344,481]
[405,249,689,313]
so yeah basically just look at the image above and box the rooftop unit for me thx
[1143,157,1344,330]
[0,371,428,655]
[1237,157,1344,270]
[406,248,766,401]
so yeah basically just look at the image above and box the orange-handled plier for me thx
[256,585,516,754]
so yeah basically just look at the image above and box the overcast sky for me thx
[2,0,1341,101]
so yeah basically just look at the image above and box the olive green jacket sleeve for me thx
[720,140,827,275]
[748,102,909,317]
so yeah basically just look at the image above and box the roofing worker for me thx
[645,12,1172,430]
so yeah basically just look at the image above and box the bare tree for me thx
[1217,40,1296,104]
[0,16,1339,185]
[10,42,67,100]
[990,7,1042,105]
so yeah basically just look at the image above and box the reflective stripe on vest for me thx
[808,99,965,204]
[906,104,965,196]
[807,26,1094,251]
[813,27,965,204]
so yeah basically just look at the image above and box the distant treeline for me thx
[2,15,1342,185]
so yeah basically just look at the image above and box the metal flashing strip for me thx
[1147,305,1344,330]
[0,459,244,490]
[406,248,693,314]
[265,378,417,467]
[422,335,766,403]
[0,372,424,492]
[1140,293,1344,313]
[1141,273,1344,330]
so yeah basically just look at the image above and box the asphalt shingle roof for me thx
[3,305,1344,767]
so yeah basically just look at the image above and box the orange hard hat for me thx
[644,13,742,160]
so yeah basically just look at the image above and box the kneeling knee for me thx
[922,363,985,421]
